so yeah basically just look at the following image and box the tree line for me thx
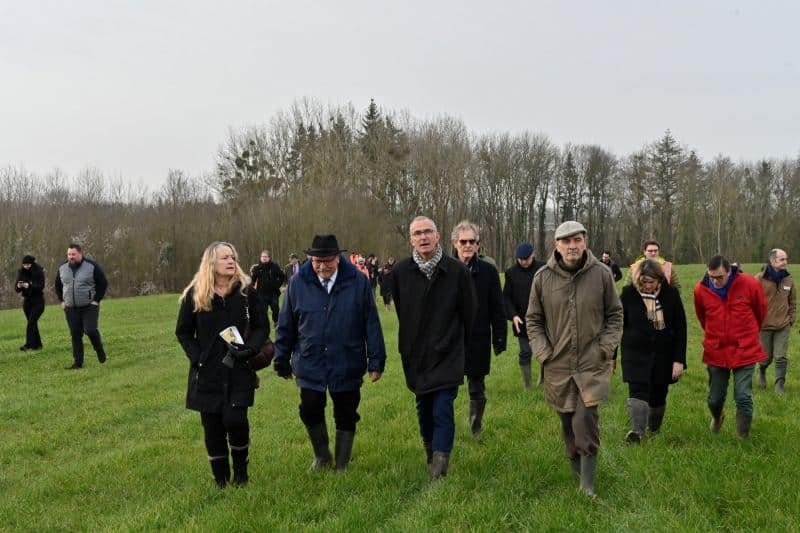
[2,98,798,308]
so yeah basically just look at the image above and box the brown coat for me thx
[526,250,623,412]
[755,270,796,330]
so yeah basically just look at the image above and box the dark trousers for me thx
[416,387,458,454]
[299,388,361,431]
[518,336,533,366]
[64,305,105,365]
[627,382,670,408]
[558,395,600,458]
[23,298,44,348]
[200,406,250,458]
[467,375,486,402]
[262,293,280,325]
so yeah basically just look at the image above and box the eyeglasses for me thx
[311,257,337,265]
[458,239,477,245]
[411,228,435,238]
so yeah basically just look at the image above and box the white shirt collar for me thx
[318,269,338,293]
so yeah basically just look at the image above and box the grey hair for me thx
[451,220,481,243]
[768,248,784,260]
[409,216,438,235]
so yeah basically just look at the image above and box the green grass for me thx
[1,264,799,531]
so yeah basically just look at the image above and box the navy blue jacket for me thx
[274,256,386,393]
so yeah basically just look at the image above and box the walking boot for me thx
[579,454,597,498]
[430,451,450,480]
[231,447,249,487]
[757,366,767,389]
[423,442,433,474]
[775,360,787,395]
[520,364,533,390]
[709,406,725,434]
[469,399,486,437]
[305,423,332,470]
[569,455,580,478]
[209,457,230,488]
[334,430,356,472]
[735,412,752,438]
[648,405,666,433]
[625,398,649,443]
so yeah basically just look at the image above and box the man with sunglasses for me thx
[694,255,767,438]
[389,216,477,479]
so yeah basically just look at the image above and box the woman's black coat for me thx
[15,263,46,301]
[463,255,507,376]
[620,283,687,385]
[175,283,269,412]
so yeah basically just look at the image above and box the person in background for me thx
[356,257,370,279]
[55,243,109,369]
[618,259,686,442]
[503,242,546,389]
[600,251,622,282]
[284,253,301,283]
[250,250,286,326]
[15,255,46,351]
[526,221,622,498]
[451,221,506,438]
[273,234,385,472]
[694,255,766,438]
[366,254,380,294]
[754,248,794,395]
[626,239,681,291]
[175,241,268,488]
[378,257,395,310]
[390,216,477,479]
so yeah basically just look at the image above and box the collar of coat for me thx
[298,254,357,286]
[546,249,597,278]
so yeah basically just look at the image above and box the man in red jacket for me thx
[694,255,767,438]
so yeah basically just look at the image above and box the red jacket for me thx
[694,270,767,369]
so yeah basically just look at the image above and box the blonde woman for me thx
[176,242,268,488]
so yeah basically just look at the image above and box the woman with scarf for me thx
[619,259,687,442]
[15,255,46,351]
[175,242,268,487]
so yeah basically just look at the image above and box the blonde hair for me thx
[180,241,251,312]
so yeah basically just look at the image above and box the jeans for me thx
[64,305,105,365]
[707,364,755,417]
[299,388,361,431]
[23,298,44,348]
[416,387,458,454]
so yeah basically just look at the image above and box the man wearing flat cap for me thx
[273,234,386,472]
[526,221,622,497]
[503,242,546,389]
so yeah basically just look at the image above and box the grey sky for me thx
[2,0,798,187]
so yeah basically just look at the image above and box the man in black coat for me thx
[250,250,286,325]
[390,216,477,479]
[503,242,546,389]
[600,251,623,282]
[451,221,506,438]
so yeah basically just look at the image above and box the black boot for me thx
[231,447,249,486]
[431,451,450,480]
[579,454,597,498]
[423,442,433,474]
[775,360,787,395]
[709,405,725,434]
[334,430,356,472]
[648,405,666,433]
[757,365,767,389]
[209,457,230,489]
[735,412,752,439]
[469,399,486,437]
[306,423,332,470]
[569,455,580,478]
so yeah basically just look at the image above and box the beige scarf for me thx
[639,286,665,331]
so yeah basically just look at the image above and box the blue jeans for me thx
[416,387,458,453]
[707,364,755,417]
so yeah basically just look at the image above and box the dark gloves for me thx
[222,343,256,368]
[273,357,293,379]
[493,338,506,356]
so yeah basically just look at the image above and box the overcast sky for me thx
[2,0,798,187]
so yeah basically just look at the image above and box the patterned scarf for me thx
[413,244,443,279]
[639,286,665,331]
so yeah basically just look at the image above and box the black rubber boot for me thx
[757,365,767,389]
[424,442,433,474]
[231,447,249,486]
[306,423,332,470]
[735,412,752,439]
[579,454,597,498]
[469,399,486,437]
[625,398,649,443]
[210,457,230,489]
[520,364,533,389]
[648,405,666,433]
[431,452,450,480]
[709,406,725,434]
[775,360,787,395]
[334,430,355,472]
[569,455,580,478]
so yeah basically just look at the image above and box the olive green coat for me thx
[526,250,623,412]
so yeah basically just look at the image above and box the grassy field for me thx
[1,264,799,532]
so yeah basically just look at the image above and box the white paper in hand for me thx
[219,326,244,345]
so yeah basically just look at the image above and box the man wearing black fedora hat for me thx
[274,234,386,472]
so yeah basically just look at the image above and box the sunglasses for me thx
[458,239,477,245]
